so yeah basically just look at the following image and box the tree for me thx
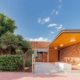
[0,12,34,69]
[16,35,23,41]
[20,40,33,68]
[27,49,34,57]
[0,12,34,55]
[0,13,17,36]
[0,31,19,54]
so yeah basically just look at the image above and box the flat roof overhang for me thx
[49,29,80,49]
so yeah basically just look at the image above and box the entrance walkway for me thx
[34,62,59,74]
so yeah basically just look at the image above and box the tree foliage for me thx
[0,31,19,49]
[0,12,33,55]
[0,13,17,36]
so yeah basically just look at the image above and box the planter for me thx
[55,62,72,71]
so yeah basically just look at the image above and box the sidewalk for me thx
[0,72,80,80]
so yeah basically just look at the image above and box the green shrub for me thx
[15,49,23,55]
[25,58,32,67]
[0,54,23,71]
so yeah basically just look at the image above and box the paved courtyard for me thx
[34,62,59,74]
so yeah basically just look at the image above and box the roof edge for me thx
[29,41,51,42]
[49,29,80,47]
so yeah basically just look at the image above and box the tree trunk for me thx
[23,58,25,69]
[22,53,26,69]
[5,49,8,54]
[8,46,11,54]
[22,51,28,69]
[1,49,4,54]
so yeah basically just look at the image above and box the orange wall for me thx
[49,49,58,62]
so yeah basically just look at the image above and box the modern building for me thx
[49,29,80,65]
[30,29,80,65]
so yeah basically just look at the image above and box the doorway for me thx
[35,52,47,62]
[58,50,60,61]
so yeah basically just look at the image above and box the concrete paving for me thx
[34,62,61,74]
[34,62,80,74]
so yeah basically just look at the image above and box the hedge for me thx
[25,58,32,67]
[0,54,23,71]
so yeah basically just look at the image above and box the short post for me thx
[32,54,35,73]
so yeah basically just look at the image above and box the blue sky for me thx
[0,0,80,41]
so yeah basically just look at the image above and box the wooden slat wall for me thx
[49,49,58,62]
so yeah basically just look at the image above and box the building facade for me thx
[29,41,50,62]
[49,29,80,65]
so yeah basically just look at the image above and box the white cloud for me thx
[60,25,63,27]
[59,5,62,9]
[50,31,54,34]
[57,26,62,29]
[43,17,50,22]
[51,10,55,15]
[57,25,63,29]
[59,0,62,2]
[29,37,50,41]
[38,17,50,24]
[55,11,59,15]
[38,18,42,23]
[48,23,57,27]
